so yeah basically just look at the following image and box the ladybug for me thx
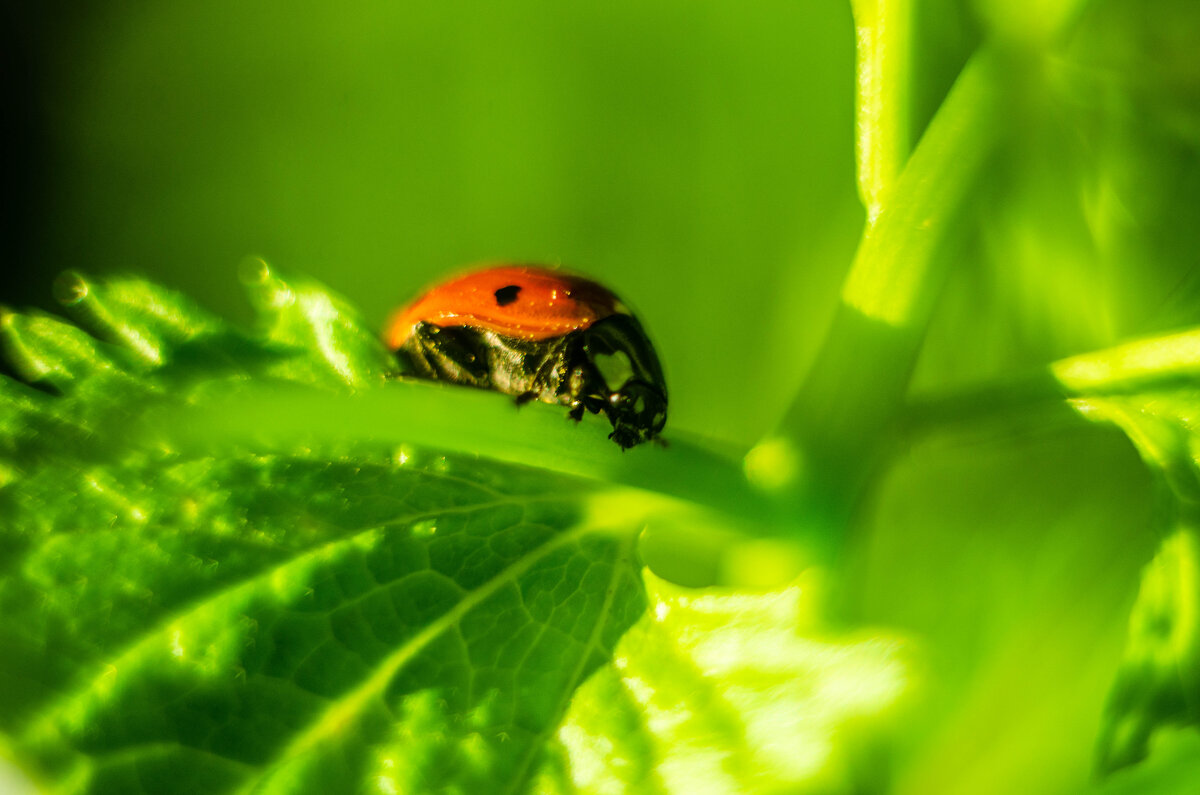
[385,264,667,449]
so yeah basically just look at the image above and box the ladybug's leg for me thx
[582,393,607,415]
[561,366,608,421]
[406,323,491,388]
[553,336,607,414]
[568,359,609,416]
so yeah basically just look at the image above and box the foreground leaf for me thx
[535,573,913,794]
[0,271,647,793]
[1059,349,1200,772]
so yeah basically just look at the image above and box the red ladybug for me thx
[385,264,667,449]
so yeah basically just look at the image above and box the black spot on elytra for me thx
[495,285,521,306]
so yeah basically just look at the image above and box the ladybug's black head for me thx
[580,315,668,449]
[605,378,668,449]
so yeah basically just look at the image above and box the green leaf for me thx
[1036,329,1200,774]
[1080,730,1200,795]
[1095,527,1200,775]
[534,572,913,795]
[1064,389,1200,773]
[0,270,648,793]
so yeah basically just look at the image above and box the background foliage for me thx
[6,0,863,446]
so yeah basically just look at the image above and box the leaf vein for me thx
[236,521,607,793]
[22,495,564,745]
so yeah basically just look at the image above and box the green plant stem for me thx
[132,380,792,533]
[776,47,1006,528]
[850,0,912,222]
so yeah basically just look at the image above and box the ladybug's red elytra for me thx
[385,264,667,449]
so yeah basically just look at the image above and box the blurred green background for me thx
[10,0,1200,448]
[12,0,1200,447]
[5,0,867,447]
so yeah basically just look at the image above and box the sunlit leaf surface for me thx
[0,273,646,793]
[537,572,912,794]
